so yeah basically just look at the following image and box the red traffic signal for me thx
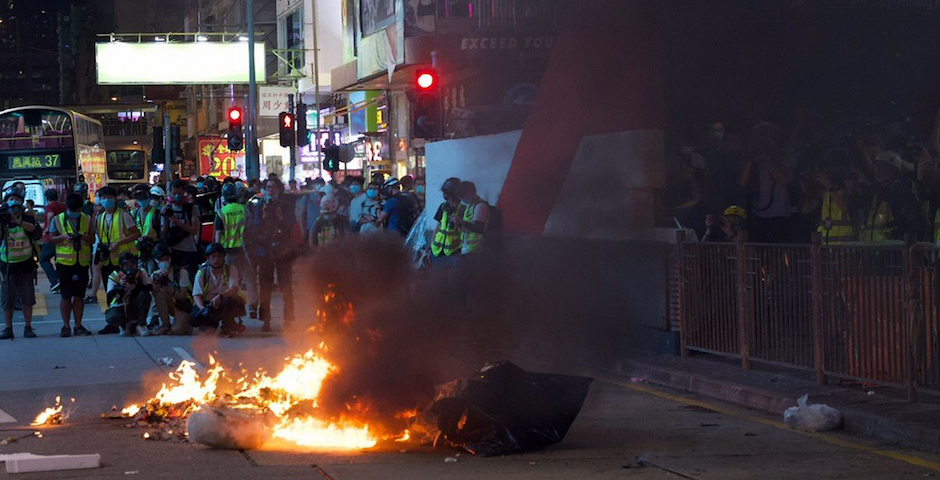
[416,70,437,91]
[279,112,296,147]
[227,107,243,128]
[282,112,294,128]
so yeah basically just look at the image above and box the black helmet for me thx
[205,242,226,257]
[118,252,138,266]
[152,242,171,260]
[441,177,461,194]
[221,183,238,202]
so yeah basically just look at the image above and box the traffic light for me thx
[323,143,340,172]
[169,125,181,163]
[413,69,441,140]
[152,126,165,163]
[279,112,295,147]
[227,107,244,151]
[296,103,309,146]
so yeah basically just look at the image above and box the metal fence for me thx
[676,232,940,399]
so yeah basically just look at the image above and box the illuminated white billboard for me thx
[96,42,266,85]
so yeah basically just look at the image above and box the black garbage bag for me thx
[431,361,592,456]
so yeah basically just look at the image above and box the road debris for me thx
[157,357,174,367]
[31,396,74,426]
[187,406,271,450]
[3,453,101,474]
[783,394,842,432]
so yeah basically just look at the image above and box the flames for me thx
[31,396,73,426]
[124,347,388,450]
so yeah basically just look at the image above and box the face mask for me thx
[197,183,204,190]
[7,199,21,208]
[101,198,116,210]
[149,199,161,209]
[350,185,362,194]
[122,265,138,276]
[125,199,137,209]
[172,194,184,204]
[366,190,378,200]
[158,260,170,271]
[67,211,81,219]
[416,185,426,194]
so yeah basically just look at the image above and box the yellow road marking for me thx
[603,377,940,471]
[33,288,48,316]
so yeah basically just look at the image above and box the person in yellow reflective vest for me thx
[214,182,257,318]
[859,152,928,243]
[813,172,856,244]
[431,177,462,262]
[94,186,141,334]
[0,189,40,340]
[134,186,164,275]
[48,194,95,337]
[455,181,490,255]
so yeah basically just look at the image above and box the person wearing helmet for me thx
[376,177,419,236]
[431,177,462,260]
[47,193,94,337]
[192,243,245,337]
[311,194,347,247]
[214,181,257,317]
[0,188,41,340]
[148,242,193,335]
[703,205,749,242]
[103,252,153,336]
[246,177,296,331]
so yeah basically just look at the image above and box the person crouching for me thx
[103,253,153,336]
[191,243,246,337]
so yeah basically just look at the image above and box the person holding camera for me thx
[192,243,245,337]
[703,205,749,243]
[48,194,94,337]
[94,187,140,334]
[104,253,153,337]
[246,177,296,332]
[0,189,40,340]
[162,180,201,286]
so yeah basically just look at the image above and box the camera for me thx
[0,204,11,225]
[70,234,83,253]
[94,242,111,264]
[136,237,156,258]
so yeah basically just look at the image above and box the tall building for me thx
[0,0,70,108]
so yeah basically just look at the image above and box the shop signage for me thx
[459,36,554,52]
[259,86,295,118]
[198,136,246,178]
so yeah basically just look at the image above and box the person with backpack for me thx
[104,253,153,337]
[455,181,490,254]
[377,177,419,236]
[147,243,193,336]
[191,243,245,337]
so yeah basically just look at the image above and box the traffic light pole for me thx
[164,112,172,194]
[311,0,322,179]
[246,0,259,181]
[288,93,297,181]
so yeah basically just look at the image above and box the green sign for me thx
[8,154,62,170]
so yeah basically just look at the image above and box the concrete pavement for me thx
[2,273,940,478]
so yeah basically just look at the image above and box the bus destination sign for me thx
[9,154,62,170]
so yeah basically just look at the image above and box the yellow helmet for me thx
[723,205,747,220]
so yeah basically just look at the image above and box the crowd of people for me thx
[0,171,495,340]
[670,106,940,246]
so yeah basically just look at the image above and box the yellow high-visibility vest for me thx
[817,192,855,244]
[219,203,247,249]
[432,207,460,257]
[97,209,137,266]
[54,212,91,267]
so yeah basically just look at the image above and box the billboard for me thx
[96,42,266,85]
[198,136,246,179]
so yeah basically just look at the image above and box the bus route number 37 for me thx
[9,154,61,170]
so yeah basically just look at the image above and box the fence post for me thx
[810,232,825,385]
[904,246,919,402]
[736,237,751,370]
[677,230,689,358]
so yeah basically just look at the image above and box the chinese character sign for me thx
[258,86,295,118]
[198,136,246,179]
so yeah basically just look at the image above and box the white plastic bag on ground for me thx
[783,394,843,432]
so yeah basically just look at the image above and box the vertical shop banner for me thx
[198,136,246,179]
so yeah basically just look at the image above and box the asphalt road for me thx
[2,274,940,479]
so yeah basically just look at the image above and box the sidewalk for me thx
[619,353,940,453]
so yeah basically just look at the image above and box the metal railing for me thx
[676,232,940,399]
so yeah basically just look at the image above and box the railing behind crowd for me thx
[676,232,940,399]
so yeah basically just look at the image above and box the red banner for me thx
[198,136,246,179]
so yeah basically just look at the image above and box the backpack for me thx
[394,193,420,235]
[166,204,194,247]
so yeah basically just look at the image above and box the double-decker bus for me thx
[106,149,149,187]
[0,106,106,199]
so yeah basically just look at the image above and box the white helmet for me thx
[149,186,166,197]
[319,194,339,214]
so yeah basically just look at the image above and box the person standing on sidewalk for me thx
[48,194,94,337]
[215,183,257,318]
[246,177,296,331]
[40,189,66,293]
[0,189,40,340]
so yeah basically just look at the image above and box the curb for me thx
[619,359,940,454]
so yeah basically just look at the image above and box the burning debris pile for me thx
[31,397,74,426]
